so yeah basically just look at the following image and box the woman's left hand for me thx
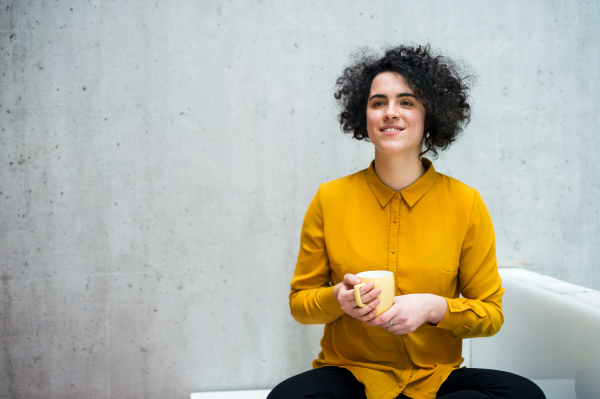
[367,294,448,335]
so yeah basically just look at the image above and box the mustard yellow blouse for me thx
[289,159,504,399]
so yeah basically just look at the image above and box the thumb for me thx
[343,273,360,286]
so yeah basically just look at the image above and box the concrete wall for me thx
[1,0,598,398]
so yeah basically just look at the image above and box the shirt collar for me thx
[366,158,437,208]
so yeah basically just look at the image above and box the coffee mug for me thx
[353,270,394,317]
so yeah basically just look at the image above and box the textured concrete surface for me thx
[0,0,598,398]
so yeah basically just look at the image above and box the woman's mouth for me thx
[380,125,405,135]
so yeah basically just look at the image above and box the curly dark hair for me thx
[334,45,474,158]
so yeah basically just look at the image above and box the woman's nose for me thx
[383,105,399,120]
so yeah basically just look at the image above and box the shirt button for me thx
[391,249,395,254]
[452,304,456,308]
[393,218,398,223]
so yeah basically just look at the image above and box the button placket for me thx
[389,194,401,254]
[387,193,401,283]
[389,193,412,374]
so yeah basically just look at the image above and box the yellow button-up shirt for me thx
[289,159,504,399]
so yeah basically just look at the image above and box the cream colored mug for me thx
[353,270,394,317]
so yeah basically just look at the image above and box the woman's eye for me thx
[401,101,413,106]
[373,101,384,107]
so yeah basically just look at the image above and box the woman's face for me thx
[366,72,426,157]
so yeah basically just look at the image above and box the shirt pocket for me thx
[397,262,459,297]
[437,268,459,297]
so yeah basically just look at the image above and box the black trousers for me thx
[267,366,546,399]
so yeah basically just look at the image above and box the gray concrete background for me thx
[1,0,598,398]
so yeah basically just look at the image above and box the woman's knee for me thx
[488,369,546,399]
[268,366,366,399]
[267,372,313,399]
[440,368,546,399]
[508,373,546,399]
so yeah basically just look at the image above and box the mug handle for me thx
[353,283,367,307]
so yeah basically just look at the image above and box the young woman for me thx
[268,45,545,399]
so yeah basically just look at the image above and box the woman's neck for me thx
[373,149,426,192]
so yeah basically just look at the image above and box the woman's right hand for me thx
[333,273,381,322]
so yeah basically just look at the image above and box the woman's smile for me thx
[380,125,405,135]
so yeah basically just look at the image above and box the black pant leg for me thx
[436,368,546,399]
[267,366,368,399]
[269,366,546,399]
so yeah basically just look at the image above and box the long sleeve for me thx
[289,186,345,324]
[435,190,505,338]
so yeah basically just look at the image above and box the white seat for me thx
[191,389,271,399]
[470,268,600,399]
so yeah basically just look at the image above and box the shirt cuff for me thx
[318,286,346,318]
[434,297,469,332]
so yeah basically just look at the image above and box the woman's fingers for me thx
[336,277,383,323]
[368,303,404,327]
[357,308,378,322]
[387,323,416,335]
[358,285,380,303]
[342,273,360,286]
[355,298,379,315]
[341,282,376,303]
[340,292,379,318]
[353,300,379,322]
[385,326,406,335]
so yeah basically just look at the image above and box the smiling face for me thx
[366,71,427,157]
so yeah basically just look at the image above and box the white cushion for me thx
[191,390,271,399]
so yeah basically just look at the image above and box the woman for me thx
[268,45,545,399]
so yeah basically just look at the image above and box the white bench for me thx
[190,390,271,399]
[470,268,600,399]
[192,268,600,399]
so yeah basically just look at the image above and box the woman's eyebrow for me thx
[368,94,387,101]
[368,92,417,101]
